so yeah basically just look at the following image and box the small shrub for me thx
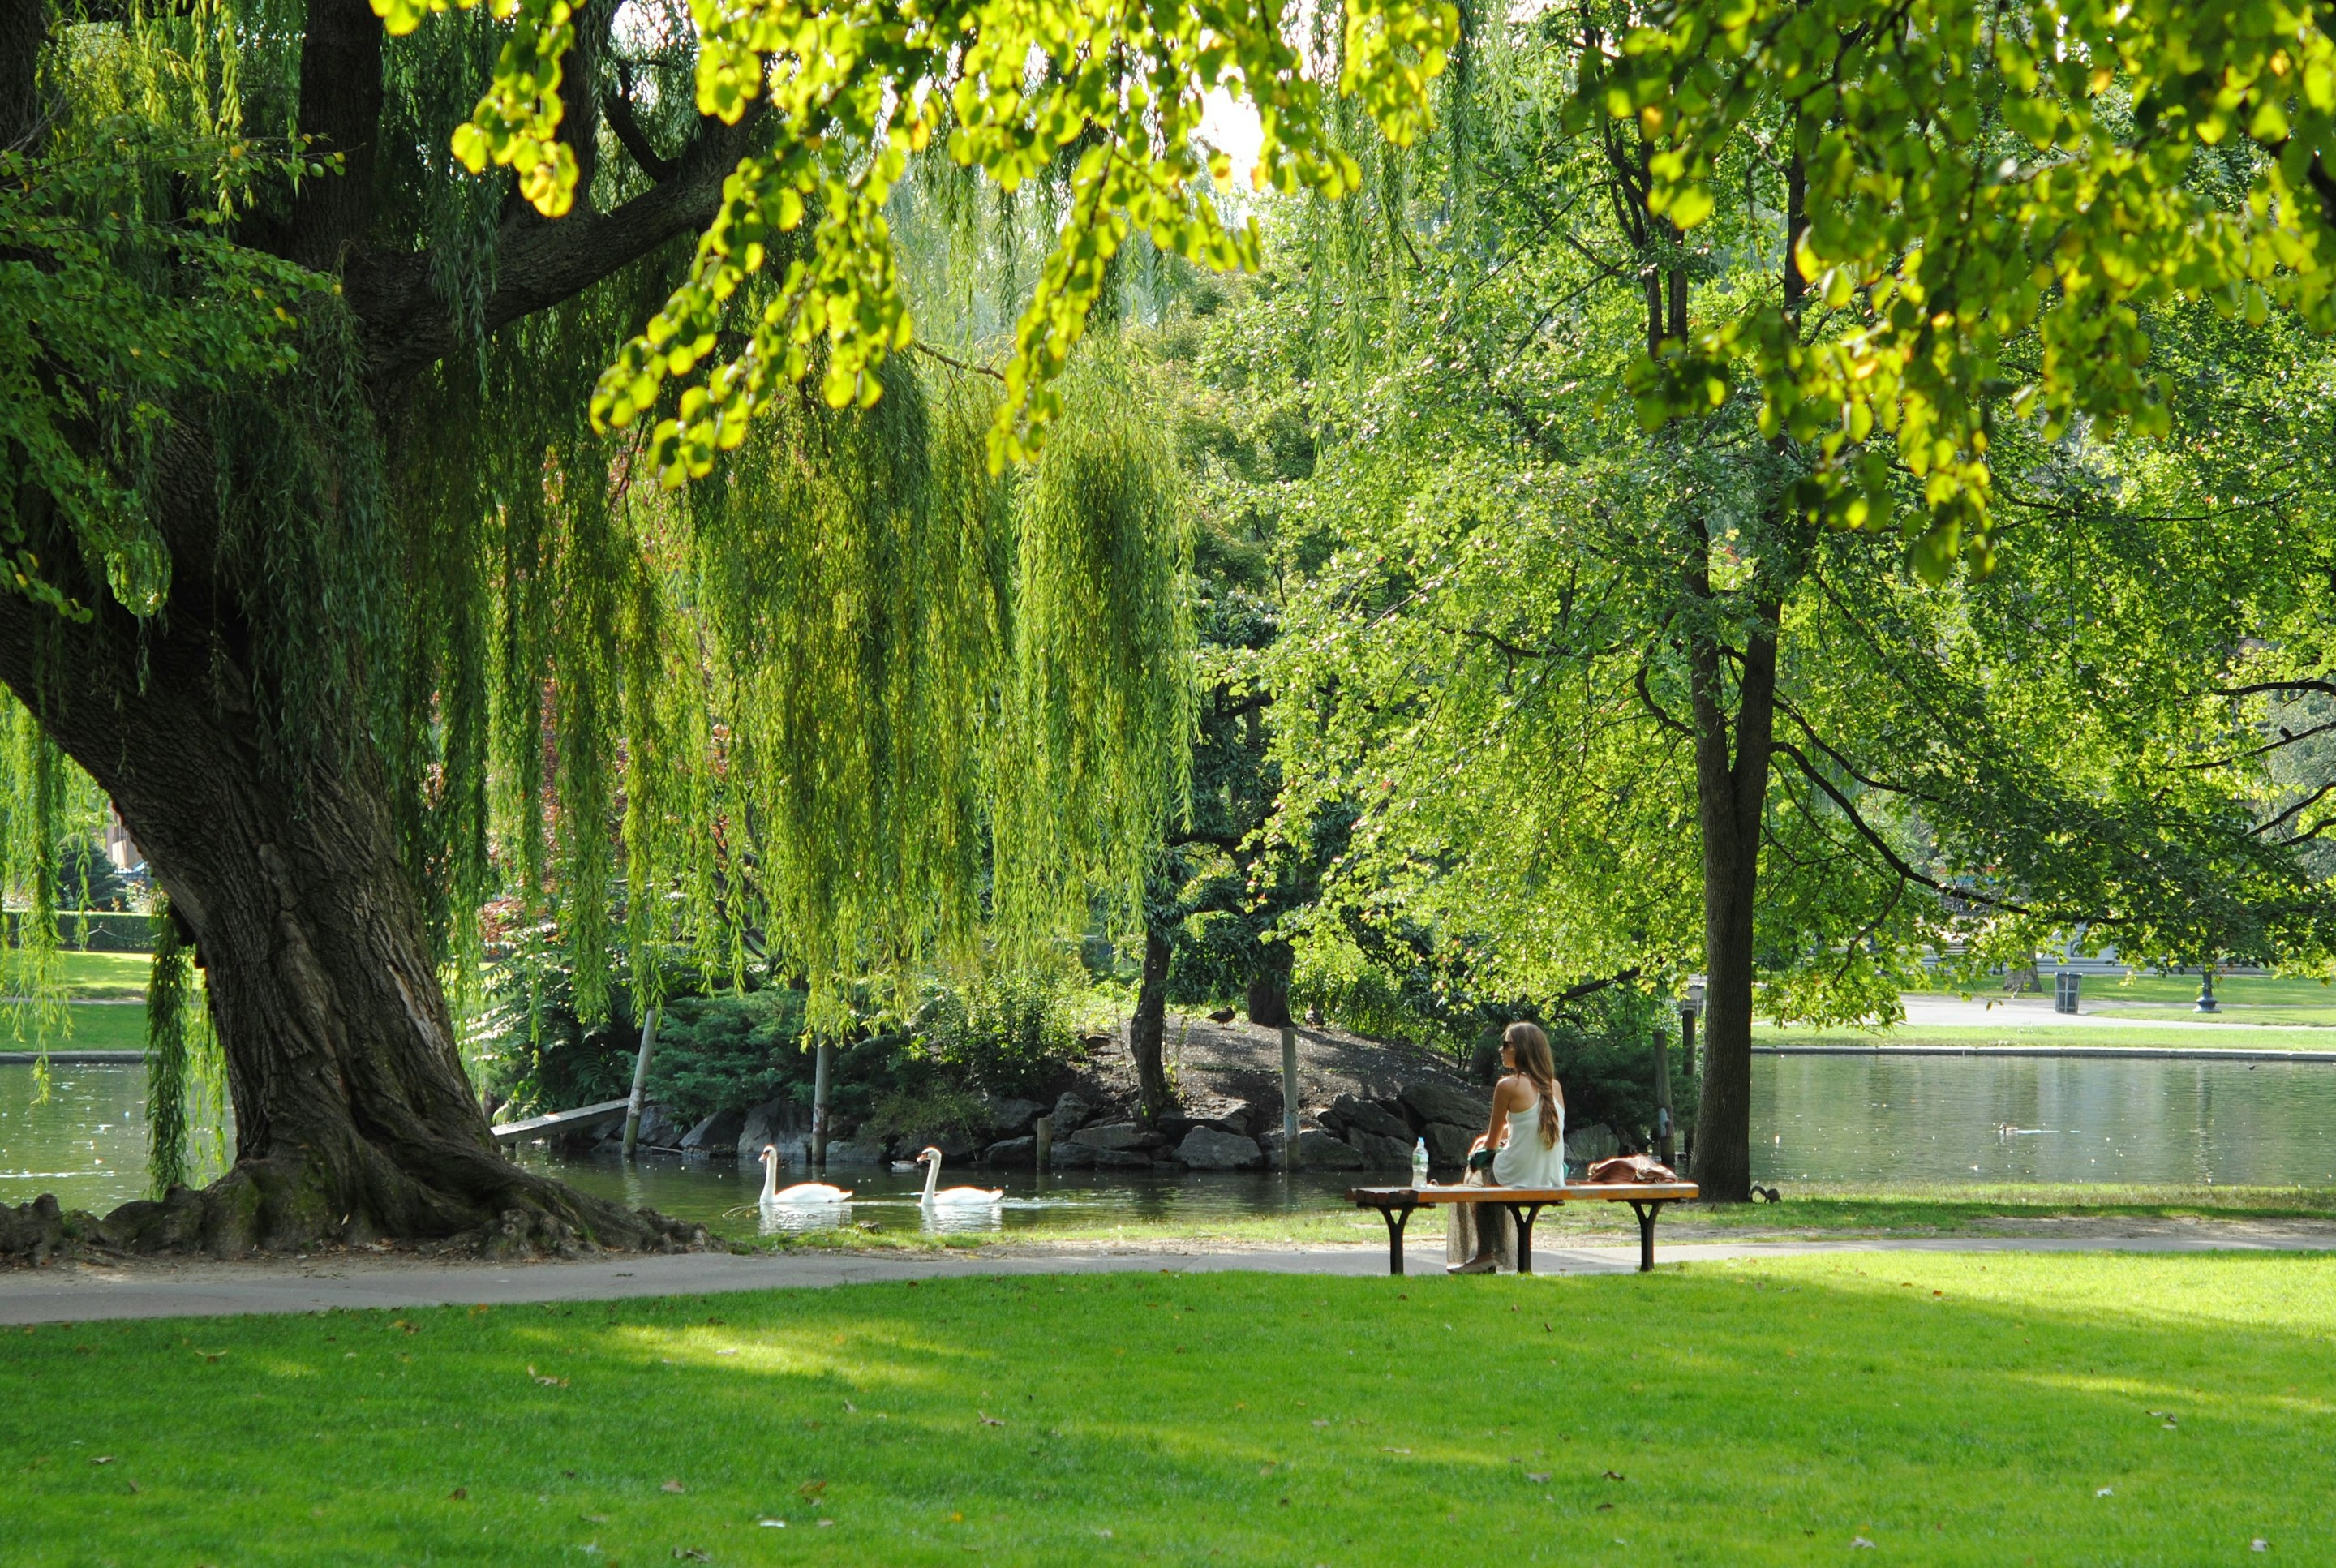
[861,1084,990,1145]
[647,990,809,1123]
[925,969,1080,1098]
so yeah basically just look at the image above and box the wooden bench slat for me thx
[1345,1183,1698,1205]
[1345,1182,1699,1275]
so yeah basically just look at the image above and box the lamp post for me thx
[1663,977,1703,1170]
[2196,964,2220,1015]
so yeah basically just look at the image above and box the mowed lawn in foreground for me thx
[2,1253,2330,1565]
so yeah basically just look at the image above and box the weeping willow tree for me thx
[0,0,1445,1254]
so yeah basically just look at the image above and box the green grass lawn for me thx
[1910,973,2336,1028]
[2082,973,2336,1007]
[3,1252,2330,1564]
[731,1183,2336,1254]
[2088,1005,2336,1026]
[0,950,148,1002]
[0,999,146,1052]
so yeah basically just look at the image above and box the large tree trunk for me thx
[1128,920,1173,1125]
[0,2,757,1257]
[0,566,702,1257]
[1685,595,1783,1205]
[1677,141,1804,1206]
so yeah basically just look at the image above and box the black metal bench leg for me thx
[1376,1201,1417,1276]
[1626,1200,1666,1272]
[1505,1202,1546,1274]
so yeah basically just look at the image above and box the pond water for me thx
[0,1063,151,1214]
[8,1055,2336,1226]
[1754,1052,2336,1186]
[501,1146,1376,1238]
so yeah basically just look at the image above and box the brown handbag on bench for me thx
[1585,1153,1678,1184]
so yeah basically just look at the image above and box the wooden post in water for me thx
[620,1005,661,1160]
[1281,1025,1300,1169]
[1033,1114,1054,1169]
[1655,1012,1677,1170]
[810,1039,833,1166]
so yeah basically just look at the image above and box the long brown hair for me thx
[1504,1021,1561,1149]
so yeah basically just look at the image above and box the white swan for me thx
[917,1146,1003,1206]
[758,1145,852,1205]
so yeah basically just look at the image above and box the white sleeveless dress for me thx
[1449,1088,1567,1270]
[1492,1092,1565,1188]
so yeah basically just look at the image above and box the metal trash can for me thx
[2054,969,2080,1015]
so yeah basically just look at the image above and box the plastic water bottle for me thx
[1411,1137,1429,1188]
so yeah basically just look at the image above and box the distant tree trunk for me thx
[1129,920,1173,1124]
[1685,592,1781,1205]
[1678,141,1805,1208]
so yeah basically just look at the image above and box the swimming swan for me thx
[917,1145,1003,1206]
[758,1144,852,1204]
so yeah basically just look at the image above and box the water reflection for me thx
[1752,1054,2336,1184]
[13,1055,2336,1226]
[918,1203,1003,1237]
[754,1201,855,1238]
[0,1064,150,1210]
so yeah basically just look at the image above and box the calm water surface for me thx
[1753,1053,2336,1185]
[9,1055,2336,1225]
[0,1063,150,1212]
[503,1146,1375,1237]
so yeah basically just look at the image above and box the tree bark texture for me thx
[1129,920,1173,1124]
[0,550,702,1256]
[2,2,751,1256]
[1678,142,1804,1205]
[1685,591,1783,1205]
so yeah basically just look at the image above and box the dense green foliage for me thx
[1162,2,2336,1047]
[2,2,327,615]
[18,0,1392,1084]
[374,0,1461,471]
[483,952,1087,1128]
[6,1255,2333,1562]
[1603,0,2336,574]
[26,0,2336,1208]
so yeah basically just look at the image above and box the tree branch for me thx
[2211,679,2336,701]
[2252,777,2336,838]
[905,341,1006,383]
[603,60,677,182]
[1634,654,1694,741]
[3,0,52,152]
[286,0,386,272]
[1771,693,1941,804]
[1771,737,2050,920]
[1554,967,1642,1004]
[2183,718,2336,771]
[350,109,762,389]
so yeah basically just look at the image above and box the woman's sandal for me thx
[1449,1253,1500,1275]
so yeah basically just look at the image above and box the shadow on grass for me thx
[0,1252,2328,1563]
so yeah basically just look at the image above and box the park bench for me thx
[1345,1181,1700,1276]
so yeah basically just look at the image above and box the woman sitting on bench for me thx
[1452,1021,1566,1274]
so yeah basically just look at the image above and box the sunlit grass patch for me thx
[2,1252,2331,1562]
[0,950,149,1002]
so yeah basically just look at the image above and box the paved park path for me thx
[2,1229,2332,1324]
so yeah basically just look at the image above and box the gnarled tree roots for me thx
[0,1155,711,1264]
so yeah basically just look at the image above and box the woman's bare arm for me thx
[1482,1075,1523,1153]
